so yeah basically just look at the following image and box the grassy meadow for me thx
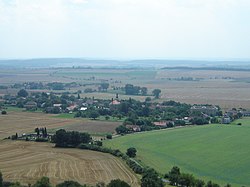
[104,121,250,186]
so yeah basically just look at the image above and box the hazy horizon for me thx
[1,0,250,60]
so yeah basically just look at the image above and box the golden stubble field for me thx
[0,111,121,139]
[0,140,140,186]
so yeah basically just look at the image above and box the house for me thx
[109,100,121,105]
[66,104,78,112]
[53,104,62,107]
[190,105,219,116]
[86,99,94,105]
[154,121,167,127]
[221,115,231,124]
[183,117,191,124]
[80,107,88,111]
[24,101,37,110]
[126,125,141,132]
[242,111,250,117]
[226,110,238,117]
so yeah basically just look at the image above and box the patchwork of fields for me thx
[1,67,250,186]
[0,141,139,186]
[1,68,250,109]
[105,121,250,187]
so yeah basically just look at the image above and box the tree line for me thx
[165,166,231,187]
[124,84,161,98]
[52,129,91,147]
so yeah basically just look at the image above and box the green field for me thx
[104,120,250,186]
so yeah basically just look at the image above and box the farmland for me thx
[0,110,120,139]
[0,140,139,186]
[104,121,250,186]
[1,68,250,109]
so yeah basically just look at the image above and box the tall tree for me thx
[0,171,3,187]
[152,89,161,99]
[53,129,69,147]
[196,179,205,187]
[141,168,164,187]
[126,147,137,158]
[100,83,109,92]
[141,87,148,96]
[169,166,181,186]
[89,110,100,120]
[17,89,28,97]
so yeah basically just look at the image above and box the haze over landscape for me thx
[1,1,250,187]
[0,0,250,61]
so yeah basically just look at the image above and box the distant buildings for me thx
[24,101,37,110]
[191,105,219,116]
[221,115,231,124]
[109,99,121,105]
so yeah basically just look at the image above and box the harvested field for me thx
[0,111,120,139]
[1,68,250,109]
[62,120,121,134]
[0,141,139,186]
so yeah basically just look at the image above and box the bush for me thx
[126,147,137,158]
[107,179,130,187]
[1,111,7,115]
[56,181,85,187]
[106,134,112,139]
[126,159,144,174]
[95,141,103,146]
[141,168,164,187]
[105,115,110,120]
[35,138,48,142]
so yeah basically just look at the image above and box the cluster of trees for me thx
[0,85,8,89]
[47,82,65,90]
[99,83,109,92]
[126,147,137,158]
[74,108,100,119]
[13,82,81,91]
[17,89,29,98]
[52,129,91,147]
[124,84,148,96]
[0,172,131,187]
[35,127,48,137]
[190,117,209,125]
[124,84,162,98]
[141,168,164,187]
[165,166,230,187]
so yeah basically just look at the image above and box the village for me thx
[1,88,250,138]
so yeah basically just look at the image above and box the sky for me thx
[0,0,250,60]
